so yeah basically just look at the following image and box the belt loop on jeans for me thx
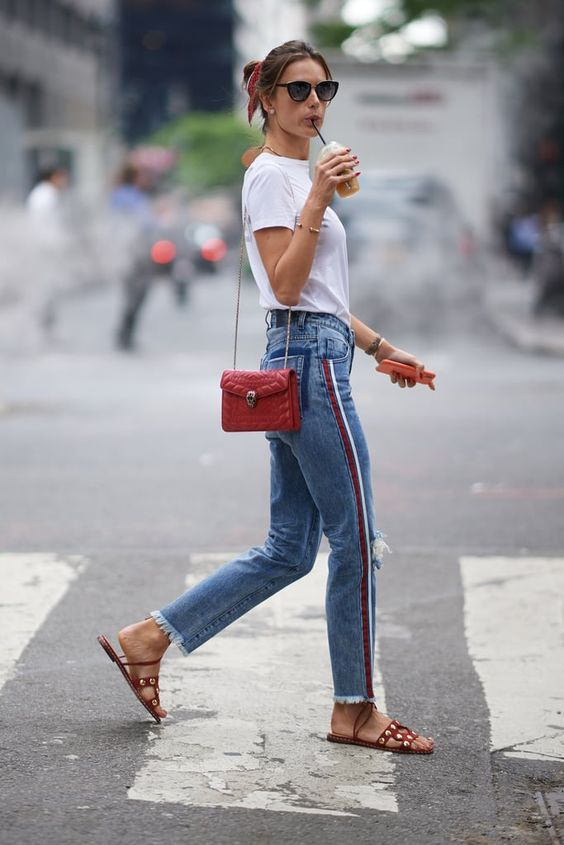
[269,309,285,328]
[297,311,307,329]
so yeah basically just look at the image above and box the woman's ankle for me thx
[142,617,171,650]
[333,701,370,716]
[331,701,371,731]
[119,618,170,656]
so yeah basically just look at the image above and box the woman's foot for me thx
[330,702,434,753]
[118,618,171,719]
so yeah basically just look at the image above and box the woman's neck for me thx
[263,134,310,160]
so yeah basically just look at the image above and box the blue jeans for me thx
[152,311,387,702]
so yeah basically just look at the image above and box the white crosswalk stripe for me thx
[2,551,562,812]
[0,553,86,693]
[128,553,398,816]
[460,556,564,762]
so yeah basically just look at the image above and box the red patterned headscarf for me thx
[247,61,263,124]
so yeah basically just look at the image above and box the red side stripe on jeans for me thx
[322,359,373,699]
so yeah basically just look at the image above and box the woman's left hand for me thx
[376,342,433,390]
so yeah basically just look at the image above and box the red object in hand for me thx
[376,359,436,389]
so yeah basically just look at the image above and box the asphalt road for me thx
[0,271,563,845]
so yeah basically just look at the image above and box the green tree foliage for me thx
[393,0,539,54]
[308,0,530,52]
[398,0,506,21]
[152,112,262,192]
[311,20,356,48]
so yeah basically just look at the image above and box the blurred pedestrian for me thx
[98,40,434,755]
[25,165,71,332]
[110,163,158,350]
[507,206,539,277]
[533,198,564,317]
[26,165,69,221]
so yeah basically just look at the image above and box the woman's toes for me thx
[415,736,434,752]
[138,686,167,719]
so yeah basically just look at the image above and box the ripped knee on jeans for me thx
[371,530,391,570]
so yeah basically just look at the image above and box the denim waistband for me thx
[268,309,353,343]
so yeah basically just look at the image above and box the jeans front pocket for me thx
[261,353,305,419]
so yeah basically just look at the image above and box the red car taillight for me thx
[151,239,177,264]
[201,238,227,263]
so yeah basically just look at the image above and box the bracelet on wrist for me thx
[364,334,382,357]
[296,222,320,235]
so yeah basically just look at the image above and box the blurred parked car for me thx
[334,171,477,331]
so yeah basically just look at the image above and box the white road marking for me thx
[129,553,398,816]
[0,553,86,692]
[460,556,564,762]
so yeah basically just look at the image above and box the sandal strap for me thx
[352,702,374,740]
[131,675,160,708]
[376,719,418,749]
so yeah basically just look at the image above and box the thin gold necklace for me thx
[262,144,308,161]
[261,144,282,156]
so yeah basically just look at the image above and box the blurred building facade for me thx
[118,0,235,142]
[233,0,307,114]
[234,0,307,67]
[0,0,117,202]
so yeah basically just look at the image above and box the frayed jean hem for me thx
[334,695,376,704]
[150,610,189,656]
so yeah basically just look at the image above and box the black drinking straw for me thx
[311,120,327,145]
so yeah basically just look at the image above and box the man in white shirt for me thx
[25,166,70,334]
[26,166,69,221]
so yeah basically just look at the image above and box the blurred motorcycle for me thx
[184,222,228,274]
[149,222,228,303]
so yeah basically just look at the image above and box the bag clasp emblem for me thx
[246,390,257,409]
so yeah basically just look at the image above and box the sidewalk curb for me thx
[483,279,564,358]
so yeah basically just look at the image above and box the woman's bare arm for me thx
[253,200,323,306]
[351,313,429,389]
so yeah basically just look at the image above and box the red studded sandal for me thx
[327,702,433,755]
[97,634,163,724]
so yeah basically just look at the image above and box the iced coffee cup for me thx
[317,141,360,198]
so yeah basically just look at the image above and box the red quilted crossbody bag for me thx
[220,366,300,432]
[220,222,300,433]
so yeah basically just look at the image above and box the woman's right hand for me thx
[310,148,360,206]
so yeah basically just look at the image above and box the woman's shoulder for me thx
[248,152,286,173]
[244,155,291,189]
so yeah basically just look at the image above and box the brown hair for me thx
[115,163,139,186]
[242,40,332,132]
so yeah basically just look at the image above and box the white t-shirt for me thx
[242,153,350,325]
[26,182,61,219]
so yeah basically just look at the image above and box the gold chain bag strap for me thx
[220,201,301,433]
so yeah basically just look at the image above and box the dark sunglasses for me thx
[275,80,339,103]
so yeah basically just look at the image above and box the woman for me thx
[98,40,434,755]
